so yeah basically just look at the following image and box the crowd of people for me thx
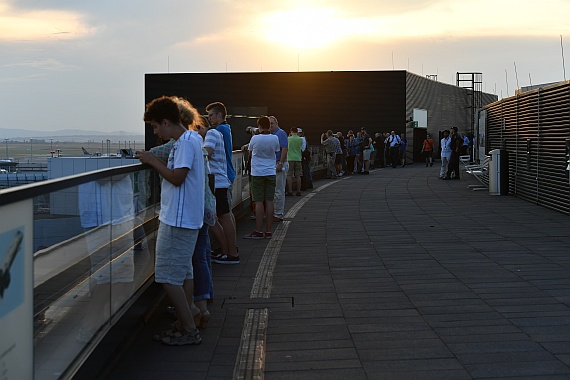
[320,128,411,177]
[319,127,472,178]
[136,95,471,347]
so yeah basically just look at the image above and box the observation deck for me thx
[84,165,570,379]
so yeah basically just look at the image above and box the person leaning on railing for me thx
[136,96,204,346]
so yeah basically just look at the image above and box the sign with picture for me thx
[0,200,33,380]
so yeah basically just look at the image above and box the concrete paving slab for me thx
[100,164,570,379]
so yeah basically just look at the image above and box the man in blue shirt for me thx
[269,116,288,222]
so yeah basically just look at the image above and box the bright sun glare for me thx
[262,8,347,50]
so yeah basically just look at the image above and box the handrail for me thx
[0,163,148,206]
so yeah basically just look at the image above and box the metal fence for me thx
[484,81,570,215]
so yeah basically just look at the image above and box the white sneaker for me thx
[338,172,343,177]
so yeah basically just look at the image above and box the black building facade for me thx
[145,71,497,161]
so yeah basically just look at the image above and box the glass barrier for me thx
[1,147,327,380]
[32,168,158,379]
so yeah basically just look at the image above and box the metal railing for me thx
[0,147,327,379]
[1,163,159,379]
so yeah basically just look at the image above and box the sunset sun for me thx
[261,7,347,50]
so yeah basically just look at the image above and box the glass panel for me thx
[33,168,158,379]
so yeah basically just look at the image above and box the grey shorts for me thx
[155,223,199,285]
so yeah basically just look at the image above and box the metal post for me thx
[4,138,8,159]
[30,138,33,162]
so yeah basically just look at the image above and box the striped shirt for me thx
[204,128,231,189]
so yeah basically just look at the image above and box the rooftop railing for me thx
[0,147,327,379]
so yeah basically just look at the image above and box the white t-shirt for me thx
[440,137,452,158]
[203,128,231,189]
[160,130,204,229]
[249,133,280,176]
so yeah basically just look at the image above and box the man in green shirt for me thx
[286,127,303,196]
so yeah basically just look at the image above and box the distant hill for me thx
[0,128,145,141]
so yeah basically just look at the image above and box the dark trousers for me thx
[346,155,356,174]
[389,147,399,168]
[301,159,313,190]
[446,152,460,178]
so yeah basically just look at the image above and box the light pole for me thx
[4,138,8,159]
[30,138,33,162]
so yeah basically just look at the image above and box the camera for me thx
[246,126,259,135]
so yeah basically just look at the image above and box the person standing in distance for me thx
[243,116,280,239]
[269,116,288,223]
[286,127,303,196]
[439,129,452,179]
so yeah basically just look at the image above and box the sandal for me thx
[152,322,180,341]
[193,312,202,328]
[198,312,210,329]
[162,328,202,346]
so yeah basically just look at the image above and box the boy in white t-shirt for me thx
[244,116,280,239]
[136,96,204,346]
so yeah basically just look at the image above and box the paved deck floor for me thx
[104,163,570,380]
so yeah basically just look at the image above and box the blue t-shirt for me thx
[272,127,289,162]
[215,122,236,183]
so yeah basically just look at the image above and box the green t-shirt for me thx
[287,135,303,162]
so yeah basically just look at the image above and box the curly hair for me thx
[173,97,204,131]
[143,96,181,124]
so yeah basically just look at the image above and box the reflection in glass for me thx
[32,169,156,379]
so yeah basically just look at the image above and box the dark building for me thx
[145,71,497,161]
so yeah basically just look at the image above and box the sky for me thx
[1,0,569,135]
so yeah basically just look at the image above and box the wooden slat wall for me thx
[485,81,570,215]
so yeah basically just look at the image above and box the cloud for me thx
[0,1,94,42]
[4,58,77,71]
[0,73,46,84]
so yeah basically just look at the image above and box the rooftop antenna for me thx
[561,35,567,81]
[529,73,532,87]
[505,69,509,96]
[514,62,519,90]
